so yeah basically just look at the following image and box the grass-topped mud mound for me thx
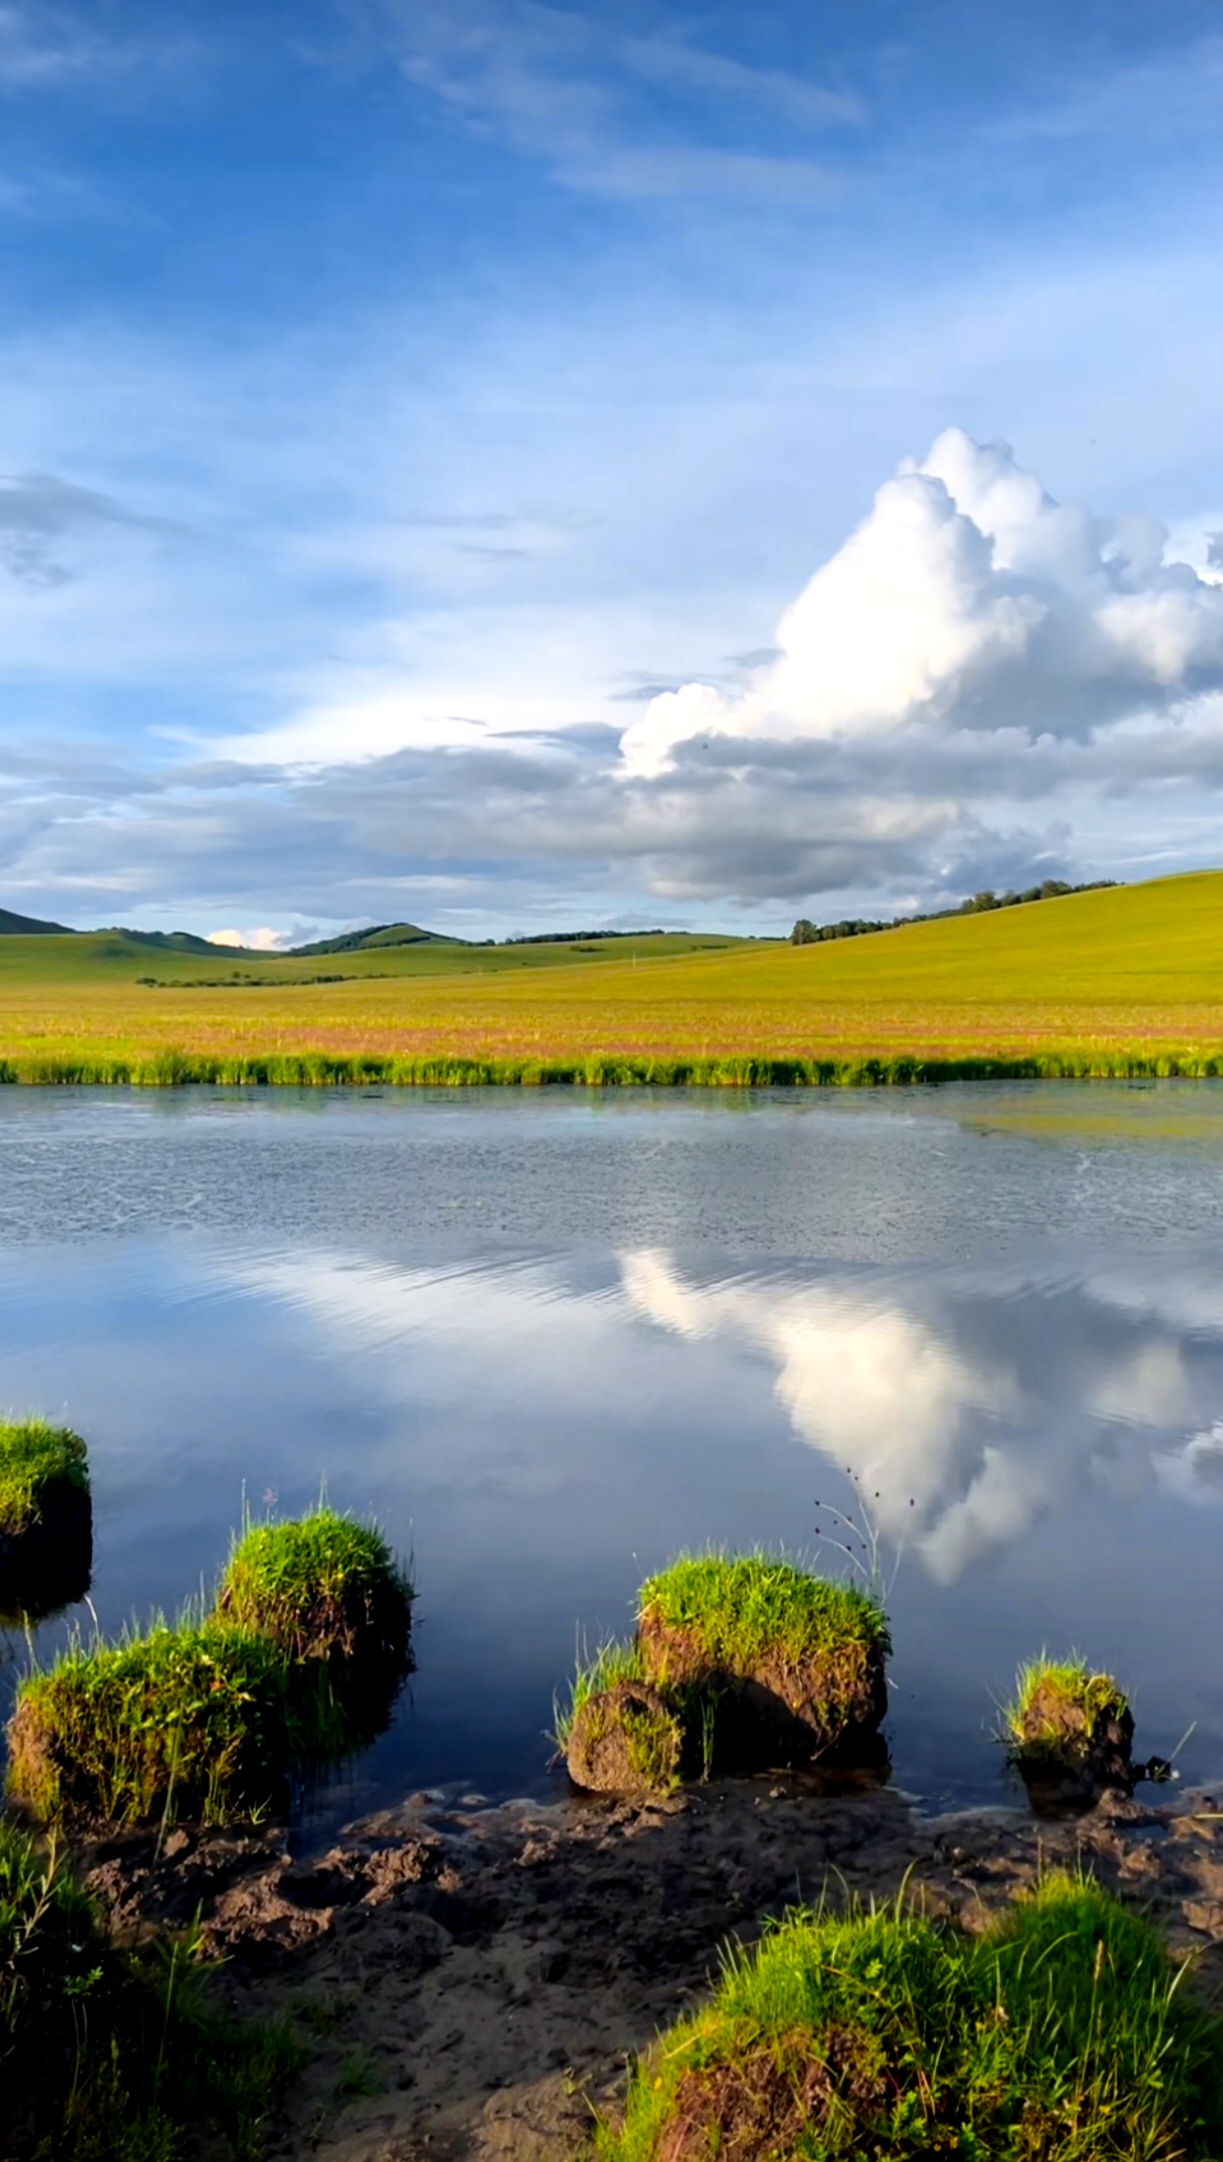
[637,1553,888,1773]
[5,1623,305,1827]
[559,1557,888,1796]
[564,1672,685,1798]
[0,1418,91,1622]
[1004,1655,1136,1807]
[602,1875,1223,2162]
[214,1507,413,1668]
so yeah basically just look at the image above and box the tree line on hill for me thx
[790,879,1119,946]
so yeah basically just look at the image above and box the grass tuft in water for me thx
[636,1551,889,1675]
[0,1417,88,1537]
[1002,1653,1135,1800]
[553,1638,647,1750]
[4,1620,312,1828]
[601,1873,1223,2161]
[214,1506,413,1665]
[1004,1654,1130,1743]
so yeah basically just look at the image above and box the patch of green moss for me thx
[637,1551,889,1673]
[0,1418,88,1536]
[601,1875,1223,2161]
[0,1817,299,2158]
[214,1507,412,1663]
[4,1621,328,1828]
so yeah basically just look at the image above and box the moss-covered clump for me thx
[601,1875,1223,2161]
[4,1622,311,1827]
[0,1419,92,1622]
[636,1552,888,1771]
[214,1507,413,1667]
[0,1817,298,2157]
[1004,1655,1134,1803]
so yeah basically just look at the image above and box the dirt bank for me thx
[80,1776,1223,2162]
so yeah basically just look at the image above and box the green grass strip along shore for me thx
[7,1046,1223,1086]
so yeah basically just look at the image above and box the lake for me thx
[3,1080,1223,1844]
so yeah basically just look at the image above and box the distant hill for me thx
[0,906,74,935]
[0,908,250,952]
[103,927,248,955]
[289,921,464,956]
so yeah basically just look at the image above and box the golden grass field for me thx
[3,870,1223,1082]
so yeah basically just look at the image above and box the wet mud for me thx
[80,1777,1223,2162]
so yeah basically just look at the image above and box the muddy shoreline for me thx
[74,1775,1223,2162]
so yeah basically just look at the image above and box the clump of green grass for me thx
[1003,1654,1134,1797]
[4,1621,312,1828]
[0,1417,88,1537]
[601,1873,1223,2161]
[553,1638,647,1750]
[556,1642,688,1797]
[0,1817,298,2158]
[636,1552,889,1677]
[213,1507,413,1665]
[559,1555,889,1792]
[1004,1654,1129,1742]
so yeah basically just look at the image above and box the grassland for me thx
[4,872,1223,1081]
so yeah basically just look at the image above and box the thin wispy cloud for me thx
[381,0,853,200]
[0,470,187,589]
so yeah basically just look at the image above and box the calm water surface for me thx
[3,1082,1223,1842]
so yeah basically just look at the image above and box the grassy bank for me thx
[0,1817,296,2157]
[603,1875,1223,2161]
[4,872,1223,1080]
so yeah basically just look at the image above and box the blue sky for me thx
[5,0,1223,940]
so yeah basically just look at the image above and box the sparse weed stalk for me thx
[599,1872,1223,2161]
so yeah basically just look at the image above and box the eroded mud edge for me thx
[80,1778,1223,2162]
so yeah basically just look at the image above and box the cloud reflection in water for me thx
[620,1251,1223,1582]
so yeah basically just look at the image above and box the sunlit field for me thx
[4,872,1223,1082]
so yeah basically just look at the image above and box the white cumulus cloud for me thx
[620,429,1223,777]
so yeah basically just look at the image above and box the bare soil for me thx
[79,1776,1223,2162]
